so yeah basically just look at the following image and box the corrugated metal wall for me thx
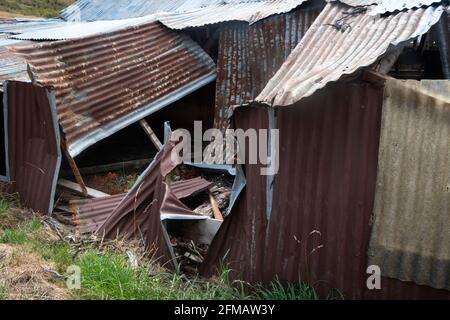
[202,81,450,299]
[213,5,322,129]
[4,81,61,213]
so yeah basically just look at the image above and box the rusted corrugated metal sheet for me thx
[10,21,216,157]
[214,5,322,129]
[0,44,30,90]
[335,0,444,15]
[256,2,445,107]
[202,81,450,299]
[4,81,61,213]
[368,79,450,291]
[69,193,125,234]
[60,0,309,24]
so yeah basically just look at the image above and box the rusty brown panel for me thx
[69,193,125,234]
[213,5,322,129]
[201,106,269,282]
[5,81,61,213]
[12,21,216,157]
[203,82,450,299]
[169,176,213,199]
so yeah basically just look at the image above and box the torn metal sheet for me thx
[3,81,61,213]
[10,21,216,157]
[368,79,450,290]
[202,82,450,299]
[256,2,445,107]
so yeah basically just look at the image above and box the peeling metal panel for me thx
[214,6,321,128]
[256,2,445,107]
[334,0,444,15]
[11,21,216,157]
[4,81,61,213]
[368,79,450,290]
[60,0,309,24]
[203,82,450,299]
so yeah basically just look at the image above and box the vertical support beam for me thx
[60,139,88,197]
[139,119,163,150]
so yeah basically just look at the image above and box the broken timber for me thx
[60,140,89,197]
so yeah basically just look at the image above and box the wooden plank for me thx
[139,119,163,150]
[58,178,110,198]
[61,158,152,176]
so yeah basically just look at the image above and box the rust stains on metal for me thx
[11,21,216,157]
[214,5,322,128]
[169,176,213,199]
[4,81,61,213]
[202,81,450,299]
[256,2,445,107]
[70,193,126,234]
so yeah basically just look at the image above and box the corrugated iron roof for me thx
[155,1,310,29]
[369,79,450,290]
[0,18,64,39]
[60,0,309,26]
[333,0,445,15]
[10,21,216,157]
[256,2,445,107]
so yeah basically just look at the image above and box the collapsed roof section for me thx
[256,1,447,107]
[4,21,216,157]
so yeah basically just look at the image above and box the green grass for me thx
[0,0,74,18]
[0,284,6,300]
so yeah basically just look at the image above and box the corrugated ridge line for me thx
[11,21,216,153]
[256,2,444,106]
[337,0,444,15]
[369,79,450,290]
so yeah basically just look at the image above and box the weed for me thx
[252,277,320,300]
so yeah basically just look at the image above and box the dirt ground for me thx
[0,10,36,18]
[0,243,68,300]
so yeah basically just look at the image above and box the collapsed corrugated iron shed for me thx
[8,21,216,157]
[256,1,445,106]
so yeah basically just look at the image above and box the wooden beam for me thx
[58,178,110,198]
[61,158,152,177]
[139,119,163,150]
[60,140,88,197]
[362,69,394,87]
[209,192,223,221]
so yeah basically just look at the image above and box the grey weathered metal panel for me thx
[334,0,444,15]
[256,2,445,107]
[4,81,61,213]
[10,21,216,157]
[214,5,322,128]
[60,0,309,24]
[368,79,450,290]
[0,44,30,90]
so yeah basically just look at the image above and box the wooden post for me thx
[139,119,163,150]
[60,140,88,197]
